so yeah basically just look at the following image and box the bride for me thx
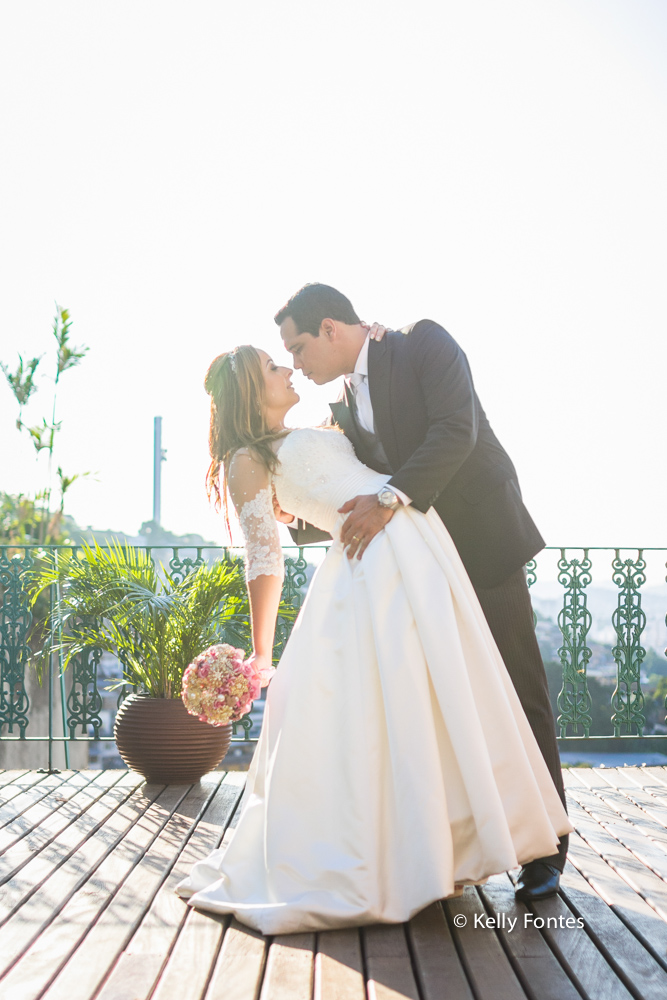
[176,344,572,935]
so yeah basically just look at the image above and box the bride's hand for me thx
[251,652,276,687]
[361,322,390,342]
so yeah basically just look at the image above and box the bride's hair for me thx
[204,346,288,514]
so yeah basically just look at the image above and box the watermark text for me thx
[453,912,584,931]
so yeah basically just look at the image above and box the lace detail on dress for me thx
[272,428,391,536]
[238,486,284,582]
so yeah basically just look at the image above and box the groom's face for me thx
[280,316,343,385]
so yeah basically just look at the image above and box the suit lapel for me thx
[330,385,364,455]
[368,336,400,470]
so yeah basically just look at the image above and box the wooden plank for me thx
[595,767,646,789]
[0,770,70,828]
[0,769,34,785]
[566,830,667,964]
[445,889,526,1000]
[588,766,667,795]
[576,777,667,834]
[151,774,249,1000]
[261,933,316,1000]
[0,770,97,847]
[641,767,667,788]
[39,778,220,1000]
[0,770,35,798]
[95,772,246,1000]
[526,884,635,1000]
[478,875,581,1000]
[597,766,667,813]
[568,785,667,883]
[567,794,667,921]
[206,918,268,1000]
[566,767,620,790]
[406,902,473,1000]
[0,776,168,982]
[151,909,227,1000]
[1,779,188,999]
[617,766,667,791]
[0,769,120,867]
[562,768,594,789]
[315,928,366,1000]
[11,761,667,1000]
[559,856,667,999]
[599,783,667,831]
[363,924,420,1000]
[0,770,147,921]
[590,787,667,850]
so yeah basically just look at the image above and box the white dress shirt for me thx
[346,335,411,507]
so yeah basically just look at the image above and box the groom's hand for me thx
[338,495,394,559]
[272,489,295,524]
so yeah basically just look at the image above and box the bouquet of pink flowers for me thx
[181,643,275,726]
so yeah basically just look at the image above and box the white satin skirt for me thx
[176,506,572,935]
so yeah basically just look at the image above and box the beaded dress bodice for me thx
[237,427,389,582]
[273,428,390,534]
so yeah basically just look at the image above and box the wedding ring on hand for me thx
[352,535,361,543]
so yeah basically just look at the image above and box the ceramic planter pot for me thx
[114,692,232,782]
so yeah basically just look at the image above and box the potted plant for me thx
[31,542,295,782]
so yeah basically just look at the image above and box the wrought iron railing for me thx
[1,544,666,771]
[0,543,319,771]
[526,547,666,741]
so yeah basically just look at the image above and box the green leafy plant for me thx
[30,542,297,698]
[0,492,66,547]
[1,304,91,544]
[0,354,42,428]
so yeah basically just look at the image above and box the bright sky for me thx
[1,0,666,556]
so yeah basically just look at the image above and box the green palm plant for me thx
[30,542,296,698]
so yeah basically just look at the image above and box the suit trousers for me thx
[472,568,568,870]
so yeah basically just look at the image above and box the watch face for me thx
[378,488,396,507]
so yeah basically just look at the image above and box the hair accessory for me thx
[229,350,237,373]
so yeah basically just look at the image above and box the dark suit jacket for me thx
[289,320,545,589]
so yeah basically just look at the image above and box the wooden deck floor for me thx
[2,766,667,1000]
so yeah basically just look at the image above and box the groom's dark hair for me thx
[274,283,361,336]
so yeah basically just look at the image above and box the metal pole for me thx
[56,552,70,769]
[44,581,61,773]
[153,416,162,525]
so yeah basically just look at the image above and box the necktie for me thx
[345,373,374,434]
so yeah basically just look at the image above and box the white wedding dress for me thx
[176,427,571,935]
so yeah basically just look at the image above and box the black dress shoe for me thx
[515,861,561,901]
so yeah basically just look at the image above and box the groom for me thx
[275,282,568,900]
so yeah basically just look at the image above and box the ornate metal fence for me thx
[526,547,666,740]
[0,543,318,771]
[1,544,666,771]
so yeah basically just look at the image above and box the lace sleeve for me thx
[229,450,284,584]
[238,486,284,582]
